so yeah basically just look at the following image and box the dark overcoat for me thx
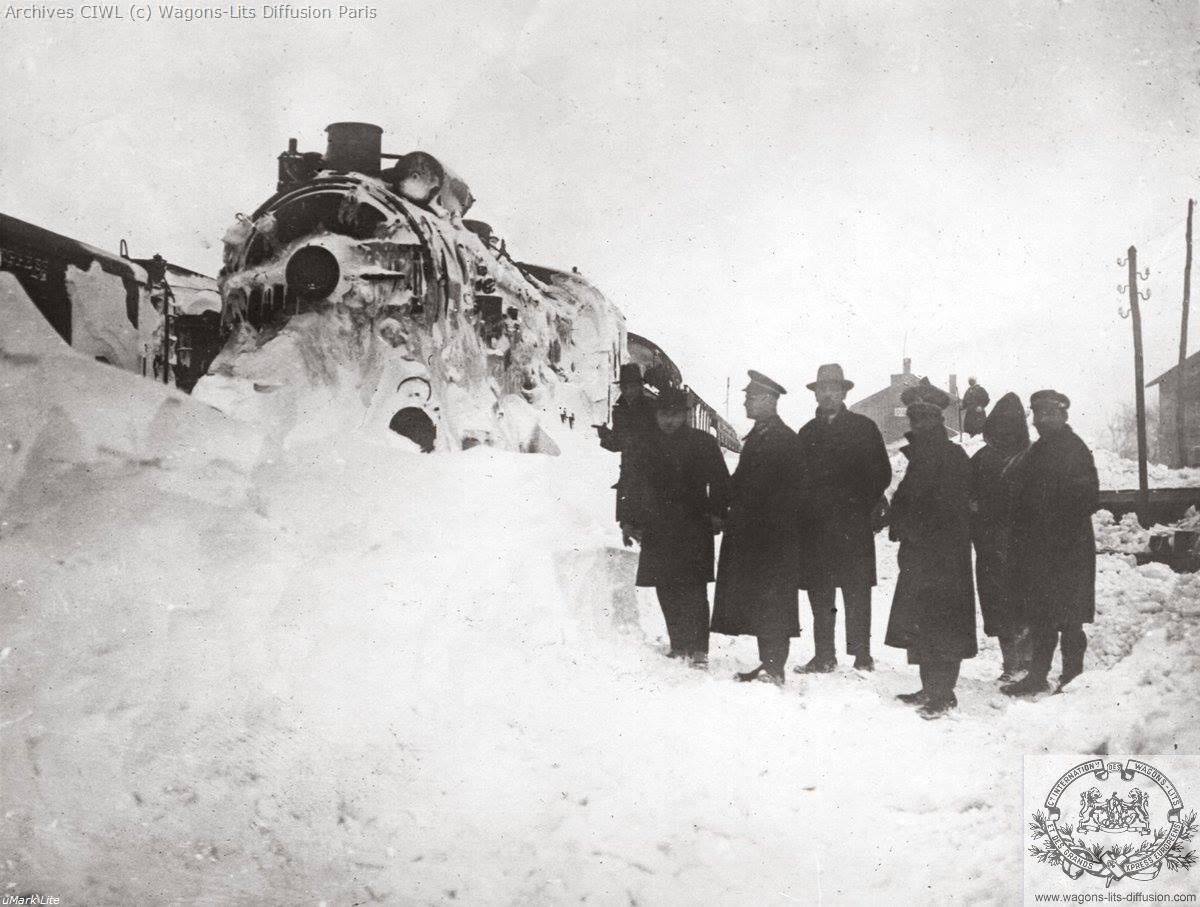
[603,395,657,525]
[635,427,731,587]
[795,407,892,589]
[711,416,804,637]
[962,384,990,436]
[884,431,978,663]
[971,444,1020,637]
[1008,426,1099,627]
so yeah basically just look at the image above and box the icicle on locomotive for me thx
[198,122,626,452]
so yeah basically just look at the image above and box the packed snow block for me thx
[552,546,641,636]
[65,260,140,370]
[496,394,560,455]
[0,346,265,513]
[0,272,70,357]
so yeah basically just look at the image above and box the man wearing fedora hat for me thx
[794,363,892,673]
[711,370,804,684]
[596,363,657,544]
[1002,389,1098,697]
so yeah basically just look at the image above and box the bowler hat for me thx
[806,363,854,392]
[656,387,690,412]
[1030,389,1070,411]
[743,370,787,396]
[614,363,644,385]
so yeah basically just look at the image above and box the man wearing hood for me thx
[885,380,977,719]
[1002,390,1099,697]
[970,392,1031,682]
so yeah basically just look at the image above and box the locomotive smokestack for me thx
[324,122,383,175]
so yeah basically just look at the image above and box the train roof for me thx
[1,212,148,285]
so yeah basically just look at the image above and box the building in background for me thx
[850,358,961,444]
[1147,352,1200,468]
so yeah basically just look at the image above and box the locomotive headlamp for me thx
[285,245,340,300]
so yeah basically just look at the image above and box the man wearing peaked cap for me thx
[711,370,804,684]
[1029,388,1070,410]
[885,380,976,719]
[1003,388,1098,698]
[794,362,892,674]
[745,369,788,397]
[899,377,953,411]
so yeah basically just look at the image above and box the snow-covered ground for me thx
[3,283,1199,905]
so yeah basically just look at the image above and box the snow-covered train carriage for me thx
[0,213,220,389]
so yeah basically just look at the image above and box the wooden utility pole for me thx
[1177,199,1194,468]
[1126,247,1150,521]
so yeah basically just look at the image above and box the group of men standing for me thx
[597,360,1099,720]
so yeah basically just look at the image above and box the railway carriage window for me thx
[248,287,263,324]
[272,284,285,318]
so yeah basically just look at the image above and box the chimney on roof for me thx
[903,357,912,375]
[949,374,958,397]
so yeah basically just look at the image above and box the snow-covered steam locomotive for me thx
[197,121,632,452]
[200,122,740,454]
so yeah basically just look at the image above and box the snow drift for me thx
[2,293,1199,904]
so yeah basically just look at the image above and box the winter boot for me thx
[997,636,1018,682]
[1001,674,1050,697]
[895,690,928,705]
[1056,666,1083,691]
[917,694,958,720]
[756,667,785,686]
[735,665,763,683]
[793,656,837,674]
[853,654,875,672]
[688,652,709,671]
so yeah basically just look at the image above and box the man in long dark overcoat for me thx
[1002,389,1098,697]
[597,363,657,544]
[885,381,977,719]
[794,363,892,673]
[711,370,803,684]
[633,387,731,666]
[961,377,990,437]
[970,391,1031,681]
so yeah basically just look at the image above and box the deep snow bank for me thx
[2,330,1198,904]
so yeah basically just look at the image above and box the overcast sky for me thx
[3,0,1197,441]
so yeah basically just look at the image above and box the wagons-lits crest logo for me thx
[1077,787,1150,835]
[1029,759,1197,887]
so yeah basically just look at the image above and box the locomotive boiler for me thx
[200,122,626,453]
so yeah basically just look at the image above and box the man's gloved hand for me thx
[595,424,616,450]
[620,522,641,547]
[870,496,891,534]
